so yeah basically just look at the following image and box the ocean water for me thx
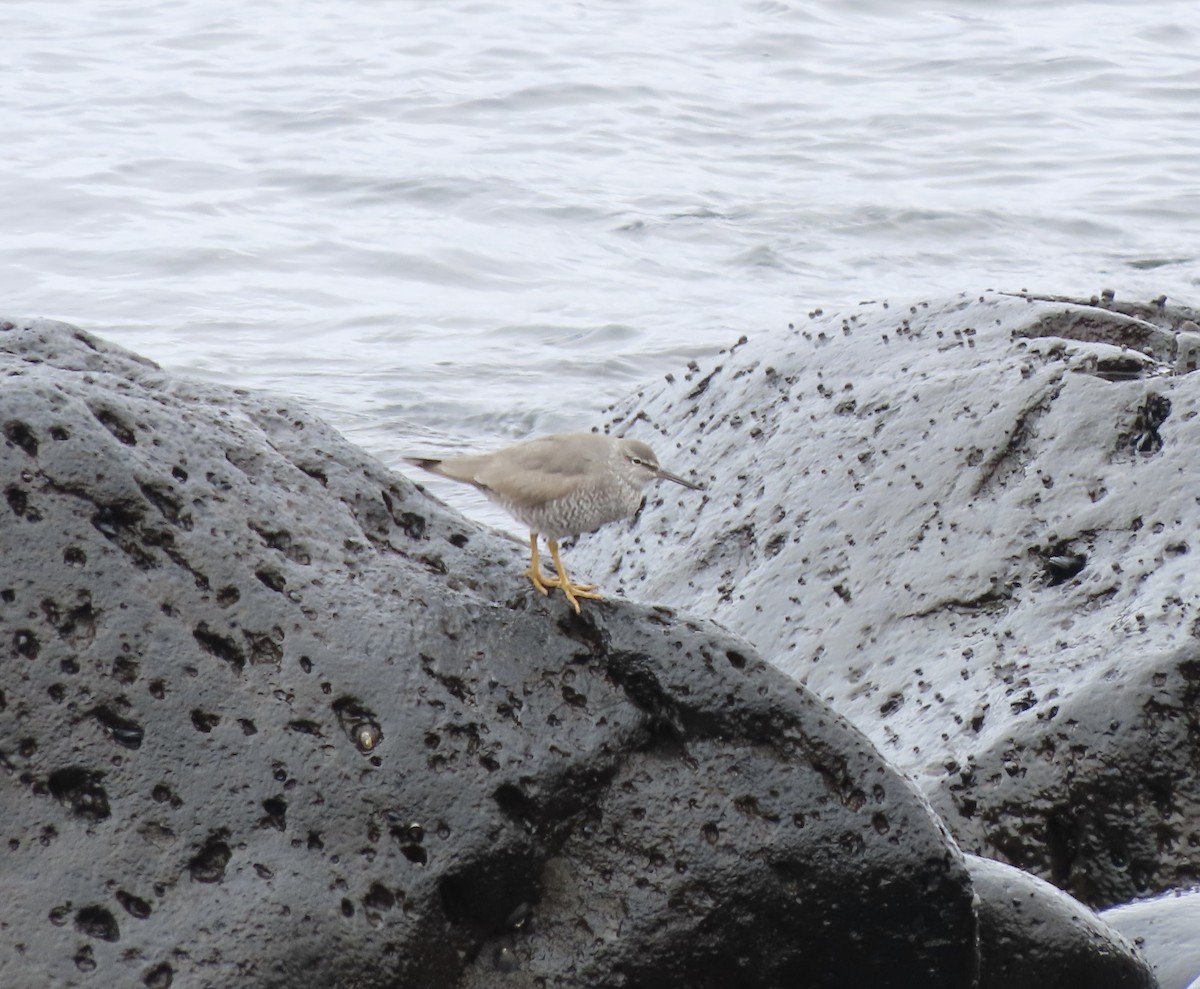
[4,0,1199,531]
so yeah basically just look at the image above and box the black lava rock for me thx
[570,292,1200,917]
[934,643,1200,908]
[970,854,1156,989]
[0,319,978,987]
[1102,886,1200,989]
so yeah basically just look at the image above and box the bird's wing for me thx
[402,453,491,489]
[472,436,603,508]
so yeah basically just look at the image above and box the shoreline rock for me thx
[574,290,1200,915]
[0,318,989,987]
[1102,886,1200,989]
[969,854,1153,989]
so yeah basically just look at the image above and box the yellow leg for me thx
[547,538,602,613]
[522,533,553,595]
[537,540,596,593]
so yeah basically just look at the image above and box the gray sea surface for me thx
[5,0,1200,530]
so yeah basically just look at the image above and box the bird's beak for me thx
[656,467,703,491]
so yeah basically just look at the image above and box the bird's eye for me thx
[631,457,643,465]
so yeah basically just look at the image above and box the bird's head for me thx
[616,439,702,490]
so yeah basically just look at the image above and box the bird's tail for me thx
[403,455,483,487]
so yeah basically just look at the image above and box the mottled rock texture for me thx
[969,854,1154,989]
[937,641,1200,908]
[573,291,1200,909]
[1103,886,1200,989]
[0,319,978,987]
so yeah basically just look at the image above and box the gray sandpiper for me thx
[405,431,702,612]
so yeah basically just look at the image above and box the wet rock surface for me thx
[930,641,1200,908]
[1102,886,1200,989]
[573,291,1200,912]
[969,854,1155,989]
[0,318,979,987]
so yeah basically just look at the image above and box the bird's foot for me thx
[523,567,556,596]
[523,569,601,611]
[558,582,604,614]
[537,574,597,593]
[543,538,603,613]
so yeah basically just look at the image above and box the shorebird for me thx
[405,432,702,612]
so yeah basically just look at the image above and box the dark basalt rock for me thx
[570,291,1200,916]
[932,642,1200,909]
[0,318,978,987]
[969,854,1155,989]
[1102,886,1200,989]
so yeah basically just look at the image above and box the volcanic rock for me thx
[0,318,980,987]
[1103,886,1200,989]
[969,854,1154,989]
[573,290,1200,908]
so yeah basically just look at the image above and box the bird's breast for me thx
[499,477,643,540]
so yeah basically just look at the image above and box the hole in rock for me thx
[75,904,119,941]
[3,420,38,457]
[47,767,110,822]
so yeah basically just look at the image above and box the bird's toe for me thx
[522,568,553,596]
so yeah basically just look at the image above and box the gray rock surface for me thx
[0,318,978,987]
[572,290,1200,908]
[935,641,1200,907]
[969,854,1155,989]
[1102,886,1200,989]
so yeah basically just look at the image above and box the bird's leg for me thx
[536,541,597,593]
[522,533,554,595]
[546,538,602,613]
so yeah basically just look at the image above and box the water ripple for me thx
[2,0,1199,506]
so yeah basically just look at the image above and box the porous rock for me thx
[1102,886,1200,989]
[932,641,1200,908]
[968,854,1155,989]
[573,290,1200,907]
[0,319,977,987]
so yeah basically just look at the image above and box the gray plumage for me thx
[405,432,701,611]
[407,432,695,539]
